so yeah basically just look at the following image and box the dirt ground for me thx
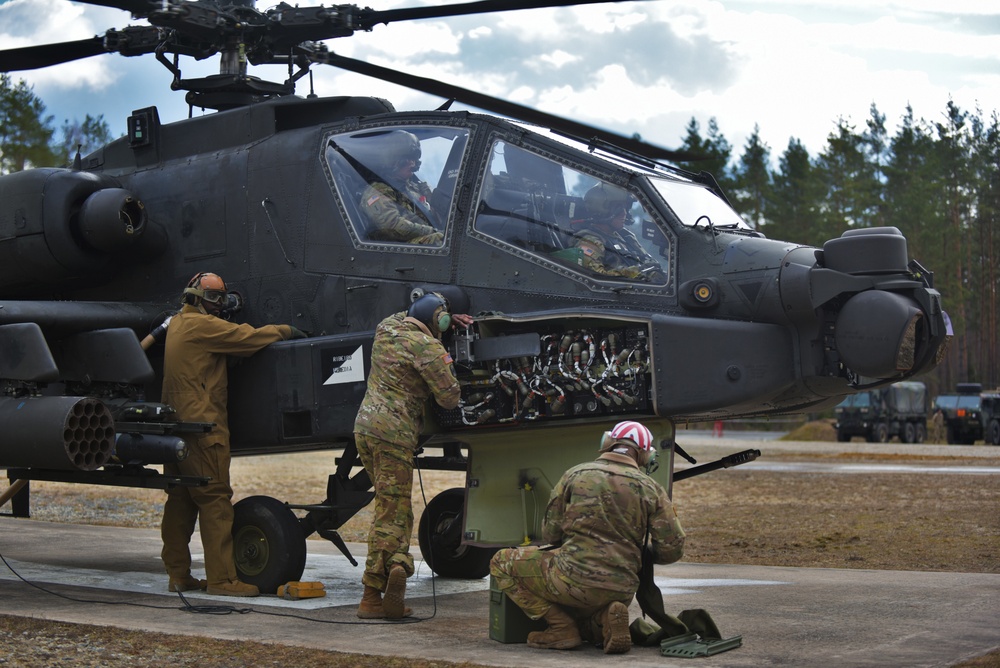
[5,430,999,666]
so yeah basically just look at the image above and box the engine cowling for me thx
[0,168,151,291]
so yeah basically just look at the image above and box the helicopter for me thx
[0,0,949,592]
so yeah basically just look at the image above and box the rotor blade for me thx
[68,0,156,18]
[0,37,106,72]
[361,0,646,27]
[314,51,691,163]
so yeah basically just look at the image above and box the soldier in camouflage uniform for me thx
[570,183,662,280]
[360,130,443,245]
[490,420,685,654]
[354,292,471,619]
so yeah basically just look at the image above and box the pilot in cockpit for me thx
[360,130,443,245]
[568,183,663,281]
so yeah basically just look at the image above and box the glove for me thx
[288,326,308,340]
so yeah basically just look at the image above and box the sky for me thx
[1,0,998,162]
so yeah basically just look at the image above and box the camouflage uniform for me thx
[354,312,461,590]
[360,179,443,245]
[571,225,657,279]
[490,451,685,620]
[160,304,292,587]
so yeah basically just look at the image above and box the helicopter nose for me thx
[813,227,949,382]
[834,290,923,377]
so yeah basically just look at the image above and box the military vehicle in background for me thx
[834,381,928,443]
[933,383,1000,445]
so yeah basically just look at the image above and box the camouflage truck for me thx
[933,383,1000,445]
[834,381,928,443]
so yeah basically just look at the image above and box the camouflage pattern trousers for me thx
[490,546,631,621]
[355,433,416,591]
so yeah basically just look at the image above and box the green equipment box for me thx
[489,576,546,643]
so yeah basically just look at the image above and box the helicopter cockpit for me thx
[472,139,671,286]
[324,126,470,248]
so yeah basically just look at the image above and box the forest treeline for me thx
[2,74,997,396]
[675,101,999,397]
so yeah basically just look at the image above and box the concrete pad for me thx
[0,517,997,667]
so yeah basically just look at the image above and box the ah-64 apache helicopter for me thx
[0,0,949,591]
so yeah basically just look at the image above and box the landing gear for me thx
[418,487,498,579]
[233,495,307,594]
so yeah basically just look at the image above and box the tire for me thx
[875,423,889,443]
[418,488,498,579]
[902,422,916,444]
[946,425,956,445]
[988,419,1000,446]
[232,495,307,594]
[836,430,850,442]
[915,423,927,444]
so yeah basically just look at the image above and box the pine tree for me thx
[59,114,113,166]
[0,74,57,173]
[731,124,771,230]
[765,137,817,245]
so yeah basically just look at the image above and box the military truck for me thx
[834,381,928,443]
[933,383,1000,445]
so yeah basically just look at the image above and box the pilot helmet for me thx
[584,183,636,224]
[407,292,452,339]
[183,272,227,308]
[599,420,655,467]
[379,130,422,174]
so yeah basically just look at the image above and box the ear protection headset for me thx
[407,292,452,338]
[183,272,227,306]
[600,420,656,469]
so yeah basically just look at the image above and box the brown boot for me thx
[383,565,409,619]
[357,585,386,619]
[600,601,631,654]
[168,575,207,593]
[527,604,582,650]
[206,579,259,597]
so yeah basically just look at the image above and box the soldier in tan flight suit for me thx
[354,293,473,619]
[360,130,443,245]
[490,420,685,654]
[160,272,305,597]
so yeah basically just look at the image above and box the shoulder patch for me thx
[442,353,454,364]
[581,245,596,257]
[366,194,382,207]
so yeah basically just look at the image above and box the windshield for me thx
[650,177,750,229]
[324,126,469,247]
[472,139,672,286]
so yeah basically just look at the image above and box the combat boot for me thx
[206,579,259,597]
[383,565,410,619]
[357,585,386,619]
[168,574,207,592]
[526,604,582,650]
[600,601,631,654]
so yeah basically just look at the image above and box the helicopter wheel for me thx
[233,495,307,594]
[418,488,498,579]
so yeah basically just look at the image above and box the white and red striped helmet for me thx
[609,420,653,452]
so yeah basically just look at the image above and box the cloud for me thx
[1,0,997,162]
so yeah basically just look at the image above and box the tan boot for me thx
[357,585,386,619]
[600,601,631,654]
[526,604,582,650]
[168,575,207,593]
[383,565,410,619]
[206,579,259,597]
